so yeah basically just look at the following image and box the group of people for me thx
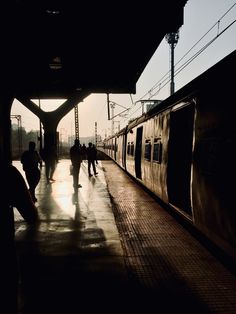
[3,139,98,311]
[70,140,98,190]
[20,139,98,201]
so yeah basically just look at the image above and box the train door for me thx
[135,126,143,179]
[167,103,195,216]
[114,137,117,161]
[122,133,127,169]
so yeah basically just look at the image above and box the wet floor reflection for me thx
[13,160,126,314]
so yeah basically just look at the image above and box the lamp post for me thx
[165,31,179,95]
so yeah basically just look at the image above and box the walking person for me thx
[92,144,98,164]
[70,139,83,189]
[42,145,58,183]
[81,143,87,163]
[21,141,42,202]
[87,142,98,177]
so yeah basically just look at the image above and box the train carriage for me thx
[101,51,236,261]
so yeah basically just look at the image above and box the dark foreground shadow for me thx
[16,220,210,314]
[17,252,210,314]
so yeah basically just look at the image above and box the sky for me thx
[11,0,236,142]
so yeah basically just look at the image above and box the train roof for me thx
[105,50,236,139]
[146,50,236,118]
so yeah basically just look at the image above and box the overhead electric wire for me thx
[137,2,236,102]
[122,20,235,123]
[108,3,236,129]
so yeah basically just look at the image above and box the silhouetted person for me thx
[93,144,98,164]
[21,141,42,202]
[70,139,83,189]
[1,164,38,313]
[87,142,98,177]
[81,143,87,162]
[42,145,58,183]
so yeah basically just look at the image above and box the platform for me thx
[13,159,236,313]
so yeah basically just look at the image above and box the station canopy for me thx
[2,1,188,98]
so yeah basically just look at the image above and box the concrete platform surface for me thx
[13,159,236,314]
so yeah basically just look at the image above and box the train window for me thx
[144,140,151,161]
[153,139,162,163]
[127,142,130,155]
[131,142,134,156]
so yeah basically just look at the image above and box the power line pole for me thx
[110,102,115,136]
[165,31,179,95]
[95,122,97,146]
[74,104,79,140]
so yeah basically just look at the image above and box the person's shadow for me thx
[16,187,132,314]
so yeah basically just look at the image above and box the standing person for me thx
[70,139,83,189]
[81,143,87,163]
[42,145,58,183]
[87,142,98,177]
[21,141,42,202]
[1,164,38,313]
[92,144,98,164]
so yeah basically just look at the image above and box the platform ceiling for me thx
[2,1,187,98]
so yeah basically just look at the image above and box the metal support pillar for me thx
[95,122,97,146]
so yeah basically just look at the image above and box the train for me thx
[101,50,236,262]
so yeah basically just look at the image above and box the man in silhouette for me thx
[81,143,87,163]
[42,145,58,184]
[70,139,83,189]
[21,141,42,202]
[87,142,98,177]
